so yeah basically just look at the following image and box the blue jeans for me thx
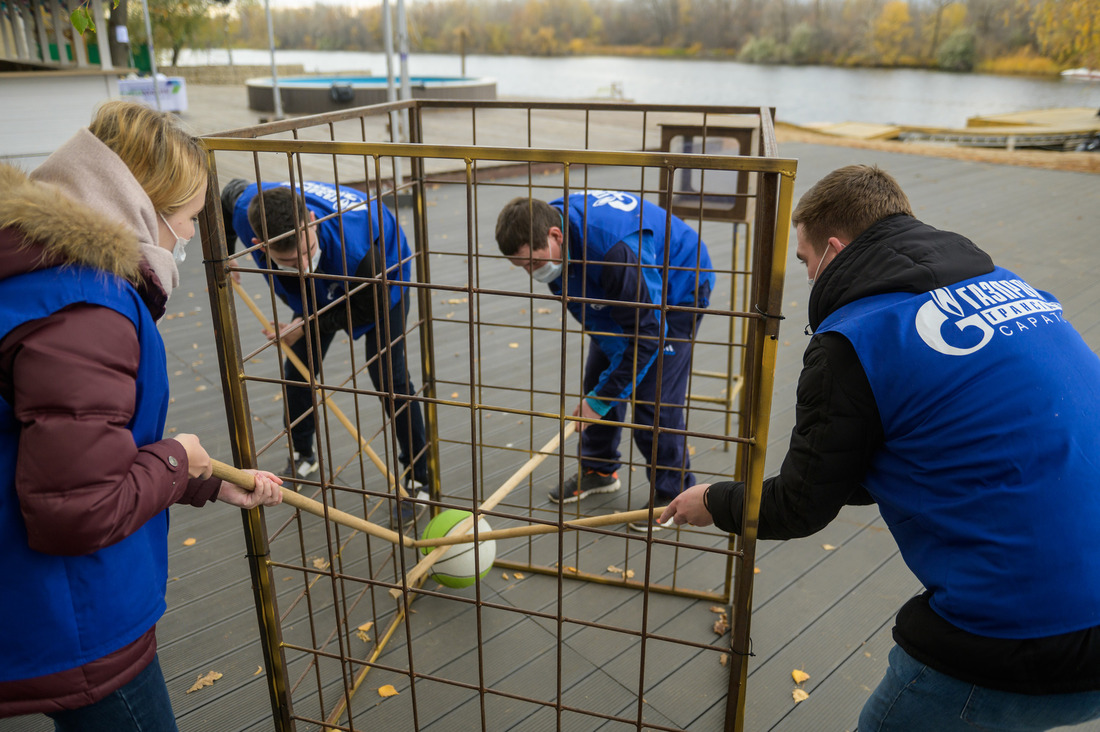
[46,655,178,732]
[859,645,1100,731]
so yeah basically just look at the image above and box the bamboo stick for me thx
[211,459,416,548]
[411,506,667,548]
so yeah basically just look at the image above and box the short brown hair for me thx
[89,100,207,214]
[495,197,559,256]
[247,186,310,254]
[791,165,913,252]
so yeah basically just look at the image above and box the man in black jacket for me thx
[660,165,1100,731]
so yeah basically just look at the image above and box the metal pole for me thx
[381,0,403,184]
[263,0,282,119]
[138,0,161,110]
[396,0,411,112]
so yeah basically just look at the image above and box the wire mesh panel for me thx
[198,100,795,732]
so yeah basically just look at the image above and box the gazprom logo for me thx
[589,190,638,212]
[915,287,994,356]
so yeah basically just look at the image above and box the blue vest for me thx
[233,181,411,338]
[550,192,715,398]
[818,266,1100,638]
[0,266,170,680]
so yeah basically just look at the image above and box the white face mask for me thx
[309,245,322,273]
[531,260,563,283]
[160,213,189,263]
[807,251,827,291]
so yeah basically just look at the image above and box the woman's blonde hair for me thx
[88,100,207,215]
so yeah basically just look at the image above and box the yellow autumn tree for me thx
[1029,0,1100,70]
[871,1,915,65]
[923,1,967,59]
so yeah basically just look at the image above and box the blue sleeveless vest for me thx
[818,266,1100,638]
[234,181,411,338]
[550,191,715,399]
[0,266,171,680]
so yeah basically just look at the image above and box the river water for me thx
[178,48,1100,129]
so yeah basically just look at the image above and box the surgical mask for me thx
[807,252,826,291]
[531,260,563,283]
[271,245,322,272]
[160,213,189,263]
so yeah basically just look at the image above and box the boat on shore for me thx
[1061,68,1100,82]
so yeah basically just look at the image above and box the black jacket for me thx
[707,214,1100,693]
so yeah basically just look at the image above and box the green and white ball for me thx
[420,509,496,588]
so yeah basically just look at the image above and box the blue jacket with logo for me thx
[233,181,410,339]
[706,213,1100,692]
[818,265,1100,639]
[547,191,714,410]
[0,267,170,681]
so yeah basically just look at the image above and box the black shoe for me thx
[549,469,620,504]
[283,451,319,481]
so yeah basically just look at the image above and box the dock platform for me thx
[2,88,1099,732]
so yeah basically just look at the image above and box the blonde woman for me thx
[0,101,283,730]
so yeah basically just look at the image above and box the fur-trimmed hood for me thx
[0,162,144,283]
[0,128,180,314]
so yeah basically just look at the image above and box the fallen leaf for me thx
[624,569,635,579]
[356,630,371,642]
[536,308,552,314]
[513,572,525,579]
[445,312,455,319]
[182,537,197,547]
[608,565,623,574]
[502,572,511,580]
[312,557,330,570]
[187,670,223,693]
[254,666,263,676]
[713,615,729,636]
[378,684,399,698]
[451,392,460,398]
[754,567,761,574]
[709,605,726,614]
[792,689,809,704]
[508,342,519,348]
[563,566,578,574]
[357,622,374,633]
[792,669,810,684]
[446,298,468,304]
[688,445,696,456]
[822,544,836,551]
[195,385,207,392]
[719,653,728,667]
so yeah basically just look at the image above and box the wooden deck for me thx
[4,102,1100,731]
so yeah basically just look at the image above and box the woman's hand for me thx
[172,433,212,479]
[658,483,715,527]
[217,469,284,509]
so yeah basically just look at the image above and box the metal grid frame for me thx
[198,99,796,732]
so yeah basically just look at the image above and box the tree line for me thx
[129,0,1098,74]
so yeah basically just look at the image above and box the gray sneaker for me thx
[549,469,620,504]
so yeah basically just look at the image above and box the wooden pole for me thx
[389,422,576,599]
[231,279,408,499]
[211,459,415,548]
[412,506,667,548]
